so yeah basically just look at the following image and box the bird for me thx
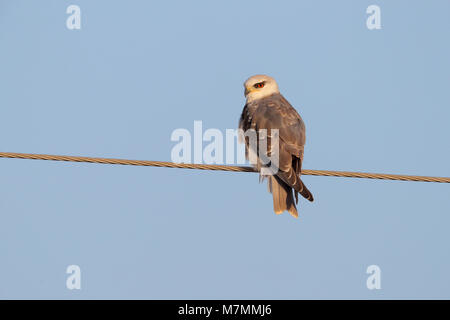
[239,75,314,218]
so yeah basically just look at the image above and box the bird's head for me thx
[244,74,279,102]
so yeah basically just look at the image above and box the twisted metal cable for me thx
[0,152,449,183]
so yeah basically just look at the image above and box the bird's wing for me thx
[239,93,305,164]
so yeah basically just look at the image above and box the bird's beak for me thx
[244,87,251,97]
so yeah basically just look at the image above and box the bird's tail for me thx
[268,175,299,218]
[298,179,314,202]
[276,167,314,203]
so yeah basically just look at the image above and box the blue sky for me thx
[0,0,449,299]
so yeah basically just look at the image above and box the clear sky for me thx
[0,0,449,299]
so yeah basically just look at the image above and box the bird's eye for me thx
[254,82,265,89]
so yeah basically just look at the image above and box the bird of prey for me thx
[239,75,314,218]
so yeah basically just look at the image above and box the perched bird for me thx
[239,75,314,218]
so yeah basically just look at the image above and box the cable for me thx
[0,152,449,183]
